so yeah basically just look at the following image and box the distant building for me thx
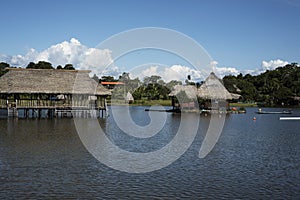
[101,81,124,89]
[169,72,241,111]
[125,92,134,104]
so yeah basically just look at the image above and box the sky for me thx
[0,0,299,81]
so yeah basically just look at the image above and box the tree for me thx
[0,62,10,77]
[92,74,99,83]
[143,75,162,85]
[26,62,36,69]
[166,80,182,90]
[64,64,75,70]
[56,65,63,69]
[100,75,117,82]
[222,63,300,106]
[26,61,53,69]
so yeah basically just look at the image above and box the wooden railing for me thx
[0,99,106,109]
[0,99,7,108]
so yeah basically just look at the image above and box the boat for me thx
[255,109,292,114]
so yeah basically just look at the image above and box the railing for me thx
[0,99,106,109]
[0,99,7,108]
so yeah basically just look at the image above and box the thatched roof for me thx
[197,72,234,99]
[169,85,197,99]
[169,72,241,100]
[0,68,111,96]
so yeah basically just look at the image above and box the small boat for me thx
[255,109,292,114]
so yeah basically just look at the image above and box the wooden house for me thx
[0,68,111,118]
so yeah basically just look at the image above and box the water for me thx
[0,106,300,199]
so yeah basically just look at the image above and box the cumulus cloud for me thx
[215,67,239,77]
[261,59,289,71]
[129,64,207,83]
[0,38,113,76]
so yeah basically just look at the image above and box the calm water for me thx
[0,106,300,199]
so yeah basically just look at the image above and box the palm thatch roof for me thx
[169,85,198,99]
[197,72,234,99]
[169,72,241,100]
[0,68,111,96]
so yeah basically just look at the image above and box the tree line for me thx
[0,61,75,72]
[223,63,300,106]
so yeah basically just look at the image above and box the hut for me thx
[169,72,241,111]
[169,85,198,110]
[0,68,111,118]
[125,92,134,104]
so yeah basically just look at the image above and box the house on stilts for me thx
[169,72,241,112]
[0,68,111,118]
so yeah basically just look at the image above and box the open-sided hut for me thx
[0,68,111,118]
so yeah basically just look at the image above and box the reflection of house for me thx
[169,72,241,111]
[0,68,111,118]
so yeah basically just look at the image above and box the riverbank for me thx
[229,102,257,107]
[109,100,258,108]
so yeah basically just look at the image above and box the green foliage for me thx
[92,74,99,83]
[166,80,182,89]
[100,76,117,82]
[26,61,53,69]
[0,62,10,77]
[64,64,75,70]
[223,63,300,106]
[110,74,171,101]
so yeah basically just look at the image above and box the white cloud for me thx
[129,64,207,83]
[215,67,239,77]
[261,59,289,71]
[0,38,113,76]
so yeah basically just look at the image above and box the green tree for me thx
[92,74,99,83]
[0,62,10,77]
[223,63,300,106]
[64,64,75,70]
[26,61,53,69]
[26,62,36,69]
[100,75,117,82]
[166,80,182,90]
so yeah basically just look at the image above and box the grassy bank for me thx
[229,102,257,107]
[131,100,172,106]
[108,99,172,106]
[109,100,258,107]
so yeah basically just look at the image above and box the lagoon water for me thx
[0,106,300,199]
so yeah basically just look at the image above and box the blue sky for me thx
[0,0,299,79]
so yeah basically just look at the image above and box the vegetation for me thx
[109,73,177,101]
[26,61,53,69]
[0,62,10,77]
[223,63,300,106]
[26,61,75,70]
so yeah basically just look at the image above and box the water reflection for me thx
[0,107,299,198]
